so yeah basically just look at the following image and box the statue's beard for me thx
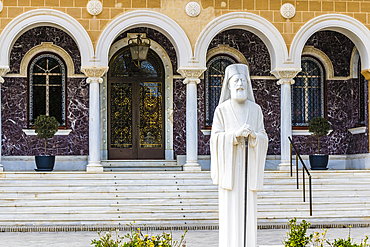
[230,88,248,101]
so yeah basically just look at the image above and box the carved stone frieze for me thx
[177,68,206,82]
[87,0,103,16]
[270,68,301,85]
[81,66,109,79]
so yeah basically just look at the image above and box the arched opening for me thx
[108,47,165,160]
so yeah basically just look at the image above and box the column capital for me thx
[86,77,103,84]
[361,69,370,81]
[0,66,10,83]
[177,67,206,80]
[81,66,109,78]
[270,68,301,85]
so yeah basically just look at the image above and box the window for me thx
[205,55,236,127]
[358,60,366,126]
[292,56,325,127]
[29,53,66,127]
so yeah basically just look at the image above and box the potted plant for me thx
[308,116,331,170]
[34,115,59,171]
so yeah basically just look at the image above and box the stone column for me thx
[177,68,206,171]
[361,69,370,153]
[271,68,301,171]
[81,66,109,173]
[0,67,9,172]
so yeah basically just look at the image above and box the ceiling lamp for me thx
[128,34,151,67]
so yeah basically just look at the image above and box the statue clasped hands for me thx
[235,123,257,139]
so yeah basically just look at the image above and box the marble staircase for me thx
[0,170,369,229]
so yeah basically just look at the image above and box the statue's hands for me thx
[241,124,256,139]
[235,125,246,138]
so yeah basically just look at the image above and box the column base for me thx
[278,162,291,171]
[183,162,201,171]
[86,162,103,173]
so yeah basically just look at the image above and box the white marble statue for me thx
[210,64,268,247]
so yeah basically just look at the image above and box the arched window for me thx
[29,53,66,127]
[205,55,236,127]
[292,56,325,127]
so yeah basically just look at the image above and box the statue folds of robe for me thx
[210,64,268,247]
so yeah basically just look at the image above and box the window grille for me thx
[292,57,324,127]
[29,53,66,126]
[205,55,236,127]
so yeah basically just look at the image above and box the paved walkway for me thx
[0,227,369,246]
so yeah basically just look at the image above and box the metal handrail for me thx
[288,136,312,216]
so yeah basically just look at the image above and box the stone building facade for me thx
[0,0,368,171]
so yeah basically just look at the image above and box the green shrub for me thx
[91,226,187,247]
[34,115,59,155]
[308,117,331,154]
[284,218,312,247]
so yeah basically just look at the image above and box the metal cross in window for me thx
[33,58,62,116]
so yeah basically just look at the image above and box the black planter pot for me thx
[35,156,55,171]
[309,154,329,170]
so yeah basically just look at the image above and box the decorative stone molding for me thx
[270,68,301,85]
[0,1,3,14]
[87,0,103,16]
[280,3,296,19]
[7,42,83,78]
[348,127,366,135]
[0,66,9,83]
[303,46,334,80]
[206,45,248,66]
[81,66,109,78]
[185,2,201,18]
[177,68,206,84]
[22,129,72,136]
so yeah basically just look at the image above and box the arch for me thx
[102,36,174,159]
[302,46,334,80]
[206,45,248,66]
[290,14,370,70]
[194,12,288,70]
[0,9,94,68]
[14,42,82,78]
[96,10,192,69]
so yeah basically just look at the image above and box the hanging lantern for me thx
[128,34,151,67]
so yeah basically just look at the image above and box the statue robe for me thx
[210,99,268,247]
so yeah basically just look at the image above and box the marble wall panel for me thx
[2,77,89,156]
[173,79,186,156]
[9,27,82,74]
[114,27,178,75]
[208,29,271,76]
[252,79,281,155]
[292,78,368,155]
[305,31,355,77]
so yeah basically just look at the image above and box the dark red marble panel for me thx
[173,79,186,156]
[2,77,89,156]
[208,29,271,76]
[292,78,368,155]
[9,27,82,74]
[305,31,355,77]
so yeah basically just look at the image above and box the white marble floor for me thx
[0,227,369,246]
